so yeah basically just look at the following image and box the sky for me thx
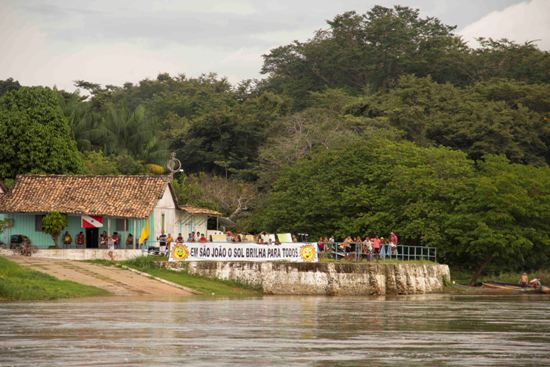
[1,0,549,92]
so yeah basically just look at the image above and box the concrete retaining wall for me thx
[0,248,144,261]
[163,261,450,296]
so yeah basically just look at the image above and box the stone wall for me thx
[0,248,144,261]
[164,261,450,295]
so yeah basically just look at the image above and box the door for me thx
[86,228,99,248]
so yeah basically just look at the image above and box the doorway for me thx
[86,228,99,248]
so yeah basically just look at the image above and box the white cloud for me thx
[0,0,546,92]
[459,0,550,49]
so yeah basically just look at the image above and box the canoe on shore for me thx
[481,281,550,294]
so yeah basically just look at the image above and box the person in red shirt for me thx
[76,231,85,249]
[199,233,207,243]
[372,237,381,259]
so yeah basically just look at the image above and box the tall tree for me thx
[0,87,83,178]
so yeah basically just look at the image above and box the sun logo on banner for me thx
[300,244,316,262]
[172,244,189,261]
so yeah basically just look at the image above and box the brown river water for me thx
[1,294,549,366]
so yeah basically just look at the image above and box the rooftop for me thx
[0,175,171,218]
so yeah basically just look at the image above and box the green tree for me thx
[261,6,470,106]
[0,87,83,179]
[445,156,550,283]
[255,137,550,276]
[349,75,550,165]
[0,78,21,97]
[42,212,68,248]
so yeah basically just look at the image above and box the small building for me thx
[0,175,221,248]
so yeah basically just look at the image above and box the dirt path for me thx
[8,256,193,297]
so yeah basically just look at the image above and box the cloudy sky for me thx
[1,0,549,91]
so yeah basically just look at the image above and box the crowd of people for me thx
[317,231,399,260]
[61,230,135,249]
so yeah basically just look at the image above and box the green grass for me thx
[451,268,550,285]
[0,257,109,301]
[121,256,261,297]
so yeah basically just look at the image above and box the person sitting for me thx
[519,272,529,287]
[107,235,114,250]
[63,231,72,249]
[76,231,85,249]
[112,232,120,249]
[176,233,184,244]
[187,232,194,242]
[199,233,207,243]
[226,230,233,242]
[125,233,134,249]
[256,233,264,244]
[100,231,108,249]
[340,236,353,253]
[158,233,167,254]
[529,278,542,289]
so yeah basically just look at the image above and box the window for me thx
[35,215,45,231]
[116,218,128,231]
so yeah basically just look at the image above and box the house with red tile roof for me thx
[0,175,221,249]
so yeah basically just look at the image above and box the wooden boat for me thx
[481,281,550,294]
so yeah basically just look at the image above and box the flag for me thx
[139,218,149,245]
[81,215,103,228]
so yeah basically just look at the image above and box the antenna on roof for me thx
[166,152,183,180]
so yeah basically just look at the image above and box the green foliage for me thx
[0,218,10,234]
[0,256,108,300]
[3,6,550,277]
[256,137,550,274]
[349,75,550,165]
[0,87,83,179]
[42,211,68,248]
[262,5,470,105]
[82,150,120,175]
[0,78,21,97]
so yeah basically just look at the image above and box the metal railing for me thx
[320,243,437,262]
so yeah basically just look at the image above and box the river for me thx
[1,294,549,366]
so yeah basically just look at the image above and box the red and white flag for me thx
[81,215,103,228]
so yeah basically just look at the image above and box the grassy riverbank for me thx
[0,257,109,301]
[90,257,261,297]
[450,268,550,286]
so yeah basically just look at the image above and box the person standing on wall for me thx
[390,231,398,256]
[166,233,174,256]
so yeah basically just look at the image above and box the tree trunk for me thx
[469,254,495,286]
[52,233,59,249]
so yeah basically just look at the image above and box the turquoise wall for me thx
[2,213,155,249]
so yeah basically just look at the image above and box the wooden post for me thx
[133,220,137,249]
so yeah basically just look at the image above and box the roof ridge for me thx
[16,174,169,178]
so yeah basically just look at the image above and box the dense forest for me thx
[1,6,550,276]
